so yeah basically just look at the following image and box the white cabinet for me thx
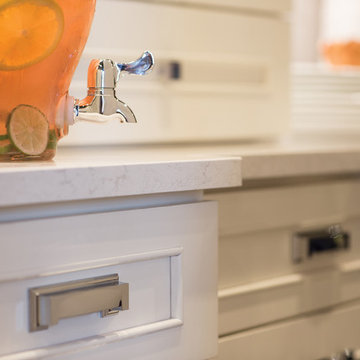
[65,0,290,145]
[0,200,218,360]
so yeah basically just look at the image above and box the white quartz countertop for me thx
[0,146,241,207]
[211,135,360,180]
[1,135,360,207]
[144,135,360,181]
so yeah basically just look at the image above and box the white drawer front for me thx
[210,180,360,282]
[218,300,360,360]
[218,219,360,288]
[213,180,360,285]
[62,0,289,145]
[0,202,218,360]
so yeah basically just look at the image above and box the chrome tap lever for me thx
[117,51,154,75]
[72,51,154,125]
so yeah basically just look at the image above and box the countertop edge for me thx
[0,157,242,207]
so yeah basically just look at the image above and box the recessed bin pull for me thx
[29,274,129,332]
[292,224,350,263]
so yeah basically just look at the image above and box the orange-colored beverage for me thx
[0,0,96,160]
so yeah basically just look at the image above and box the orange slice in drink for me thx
[8,105,49,155]
[0,0,64,70]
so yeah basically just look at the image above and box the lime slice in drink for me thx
[8,104,49,155]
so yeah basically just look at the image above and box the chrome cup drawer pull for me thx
[29,274,129,332]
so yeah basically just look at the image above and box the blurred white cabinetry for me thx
[63,0,291,145]
[207,178,360,359]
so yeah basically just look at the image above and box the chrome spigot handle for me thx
[117,51,154,75]
[87,51,154,89]
[71,51,154,125]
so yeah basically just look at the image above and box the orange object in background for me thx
[323,41,360,67]
[0,0,96,160]
[321,1,360,67]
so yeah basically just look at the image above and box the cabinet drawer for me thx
[218,300,360,360]
[218,220,360,289]
[211,180,360,284]
[206,180,360,334]
[65,0,289,145]
[0,202,218,360]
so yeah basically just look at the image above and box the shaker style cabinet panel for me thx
[0,201,218,360]
[65,0,290,145]
[0,258,172,354]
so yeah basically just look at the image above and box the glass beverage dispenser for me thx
[0,0,153,161]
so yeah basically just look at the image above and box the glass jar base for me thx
[0,149,56,162]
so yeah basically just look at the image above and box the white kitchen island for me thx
[0,147,241,360]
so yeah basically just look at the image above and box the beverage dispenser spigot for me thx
[70,51,154,125]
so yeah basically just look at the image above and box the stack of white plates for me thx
[292,64,360,133]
